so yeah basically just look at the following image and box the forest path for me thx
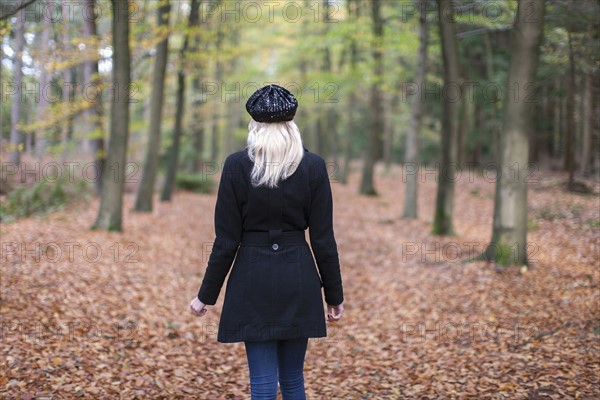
[1,166,598,399]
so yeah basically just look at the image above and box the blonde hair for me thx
[246,119,305,188]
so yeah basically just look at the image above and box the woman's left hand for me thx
[190,297,207,317]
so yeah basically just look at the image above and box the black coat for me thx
[196,146,344,343]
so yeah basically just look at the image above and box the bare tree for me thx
[35,0,53,160]
[360,0,384,195]
[135,0,172,212]
[161,0,200,201]
[8,0,26,165]
[432,0,459,235]
[483,0,546,266]
[92,0,132,231]
[403,0,429,219]
[83,0,106,194]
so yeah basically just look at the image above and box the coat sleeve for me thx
[308,158,344,306]
[197,155,242,305]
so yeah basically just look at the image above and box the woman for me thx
[189,84,345,400]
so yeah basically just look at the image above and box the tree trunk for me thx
[403,0,428,219]
[581,70,599,175]
[212,16,224,164]
[191,18,207,173]
[580,71,593,175]
[223,18,240,157]
[564,31,576,189]
[162,0,200,201]
[92,0,132,231]
[457,73,470,166]
[456,43,470,167]
[432,0,460,235]
[135,0,171,212]
[553,78,561,158]
[484,0,545,267]
[473,101,483,164]
[192,74,205,173]
[544,81,555,158]
[341,91,355,185]
[60,1,74,160]
[8,0,26,165]
[383,92,393,169]
[483,31,499,162]
[318,0,334,159]
[340,0,359,184]
[35,0,52,160]
[529,84,543,163]
[360,0,383,195]
[83,0,105,195]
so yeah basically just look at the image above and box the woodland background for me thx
[0,0,599,398]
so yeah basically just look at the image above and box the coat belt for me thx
[240,230,307,246]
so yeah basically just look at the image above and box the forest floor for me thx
[1,165,599,399]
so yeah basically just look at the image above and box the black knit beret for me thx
[245,84,298,123]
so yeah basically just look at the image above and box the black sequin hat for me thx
[245,84,298,123]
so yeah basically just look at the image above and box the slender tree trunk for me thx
[483,0,545,267]
[553,78,561,158]
[592,72,600,173]
[341,91,355,184]
[529,84,543,163]
[83,0,105,195]
[432,0,460,235]
[473,101,483,164]
[135,0,171,212]
[92,0,132,231]
[162,0,199,201]
[581,70,599,175]
[580,71,592,175]
[223,17,239,157]
[360,0,383,195]
[319,0,333,159]
[35,0,52,160]
[191,17,207,173]
[212,16,224,163]
[383,92,393,169]
[8,0,26,165]
[403,0,428,219]
[339,0,359,184]
[60,1,74,160]
[457,72,470,166]
[564,31,576,189]
[483,31,499,162]
[456,42,470,167]
[192,75,205,173]
[544,81,555,158]
[25,111,33,155]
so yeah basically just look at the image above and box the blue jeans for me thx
[244,337,308,400]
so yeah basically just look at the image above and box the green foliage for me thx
[527,217,539,231]
[494,242,516,267]
[585,219,600,229]
[536,206,565,221]
[0,178,93,224]
[175,173,216,194]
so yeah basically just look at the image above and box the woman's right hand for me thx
[327,302,344,322]
[190,297,208,317]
